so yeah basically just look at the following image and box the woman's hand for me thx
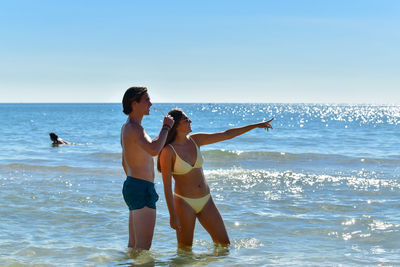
[170,215,182,232]
[257,117,274,131]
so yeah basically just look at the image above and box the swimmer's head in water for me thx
[122,86,148,115]
[49,132,58,141]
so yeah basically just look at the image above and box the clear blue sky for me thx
[1,0,399,103]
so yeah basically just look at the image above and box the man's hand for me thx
[163,115,175,128]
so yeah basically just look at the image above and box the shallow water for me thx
[0,103,399,266]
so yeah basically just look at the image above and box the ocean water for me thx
[0,103,399,266]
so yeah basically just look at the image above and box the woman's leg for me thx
[197,197,230,246]
[174,195,196,250]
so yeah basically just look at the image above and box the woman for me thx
[157,108,273,250]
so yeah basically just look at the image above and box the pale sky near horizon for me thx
[0,0,399,103]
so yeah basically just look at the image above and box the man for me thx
[120,86,174,250]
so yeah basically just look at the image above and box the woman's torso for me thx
[169,138,209,198]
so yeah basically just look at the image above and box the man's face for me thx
[137,92,152,115]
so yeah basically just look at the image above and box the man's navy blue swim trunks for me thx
[122,176,159,210]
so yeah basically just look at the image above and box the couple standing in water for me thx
[120,86,273,251]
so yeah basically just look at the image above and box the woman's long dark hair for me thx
[157,108,184,172]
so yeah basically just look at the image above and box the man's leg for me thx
[132,207,156,250]
[128,211,135,248]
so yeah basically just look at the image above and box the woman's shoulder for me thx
[161,144,175,156]
[188,134,200,144]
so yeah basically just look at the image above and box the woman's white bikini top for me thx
[168,138,204,175]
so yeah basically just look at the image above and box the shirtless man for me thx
[120,86,174,250]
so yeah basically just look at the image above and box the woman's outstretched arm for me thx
[191,118,274,146]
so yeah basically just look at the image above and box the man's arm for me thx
[134,126,170,156]
[122,154,128,174]
[120,128,127,174]
[126,115,174,156]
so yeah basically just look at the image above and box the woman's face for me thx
[176,113,192,134]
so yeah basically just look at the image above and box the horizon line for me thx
[0,102,399,105]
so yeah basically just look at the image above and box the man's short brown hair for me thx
[122,86,148,115]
